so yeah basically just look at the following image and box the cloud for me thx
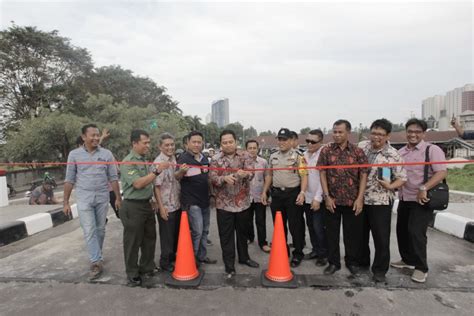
[1,1,471,132]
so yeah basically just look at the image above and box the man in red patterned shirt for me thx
[317,119,368,275]
[209,129,258,278]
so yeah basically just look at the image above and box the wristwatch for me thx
[151,166,161,176]
[323,193,330,198]
[419,185,427,191]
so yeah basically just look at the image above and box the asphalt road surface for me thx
[0,208,472,315]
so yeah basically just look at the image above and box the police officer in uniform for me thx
[120,129,169,287]
[262,128,308,267]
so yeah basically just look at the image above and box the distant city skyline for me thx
[422,83,474,131]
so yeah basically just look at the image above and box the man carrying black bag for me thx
[391,118,447,283]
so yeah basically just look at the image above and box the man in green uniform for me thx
[120,129,170,287]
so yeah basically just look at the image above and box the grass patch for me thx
[447,164,474,193]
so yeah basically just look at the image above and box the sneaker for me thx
[411,270,428,283]
[89,261,103,280]
[207,239,213,246]
[261,245,271,253]
[390,260,415,270]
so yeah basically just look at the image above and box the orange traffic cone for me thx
[165,211,204,287]
[261,210,297,288]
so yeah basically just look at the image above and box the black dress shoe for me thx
[324,264,340,275]
[239,259,259,268]
[346,265,359,275]
[126,276,142,287]
[290,257,302,267]
[160,264,174,273]
[199,257,217,264]
[315,258,328,267]
[304,252,318,260]
[373,273,386,283]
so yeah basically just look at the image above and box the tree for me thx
[0,25,93,126]
[243,126,258,140]
[2,94,190,162]
[259,130,276,136]
[3,112,86,163]
[224,122,244,141]
[80,65,181,115]
[202,122,220,148]
[300,127,311,135]
[184,115,204,132]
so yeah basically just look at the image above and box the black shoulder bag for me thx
[424,145,449,210]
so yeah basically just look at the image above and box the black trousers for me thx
[325,205,364,269]
[360,204,392,275]
[270,187,305,260]
[396,201,434,273]
[217,208,251,272]
[157,210,182,268]
[120,200,156,278]
[247,202,268,247]
[109,191,120,218]
[303,203,318,252]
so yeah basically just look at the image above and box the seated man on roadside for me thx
[29,179,60,205]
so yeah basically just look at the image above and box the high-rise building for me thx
[421,84,474,125]
[211,98,229,128]
[421,95,444,121]
[461,90,474,113]
[445,84,474,119]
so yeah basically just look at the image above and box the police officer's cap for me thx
[277,128,291,139]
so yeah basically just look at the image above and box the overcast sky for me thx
[1,0,472,132]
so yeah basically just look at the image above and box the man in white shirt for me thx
[303,129,328,266]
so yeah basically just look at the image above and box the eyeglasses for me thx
[407,130,424,135]
[370,132,387,137]
[305,139,321,145]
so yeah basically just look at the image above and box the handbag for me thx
[424,145,449,210]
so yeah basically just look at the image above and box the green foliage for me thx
[244,126,258,140]
[202,122,221,148]
[71,65,181,116]
[3,112,85,163]
[300,127,311,135]
[0,25,93,125]
[259,130,276,136]
[447,164,474,193]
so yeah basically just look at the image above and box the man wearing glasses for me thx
[391,118,447,283]
[302,129,328,266]
[358,119,407,283]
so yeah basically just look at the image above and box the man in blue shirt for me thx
[63,124,122,281]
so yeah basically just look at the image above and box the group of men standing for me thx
[63,116,448,286]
